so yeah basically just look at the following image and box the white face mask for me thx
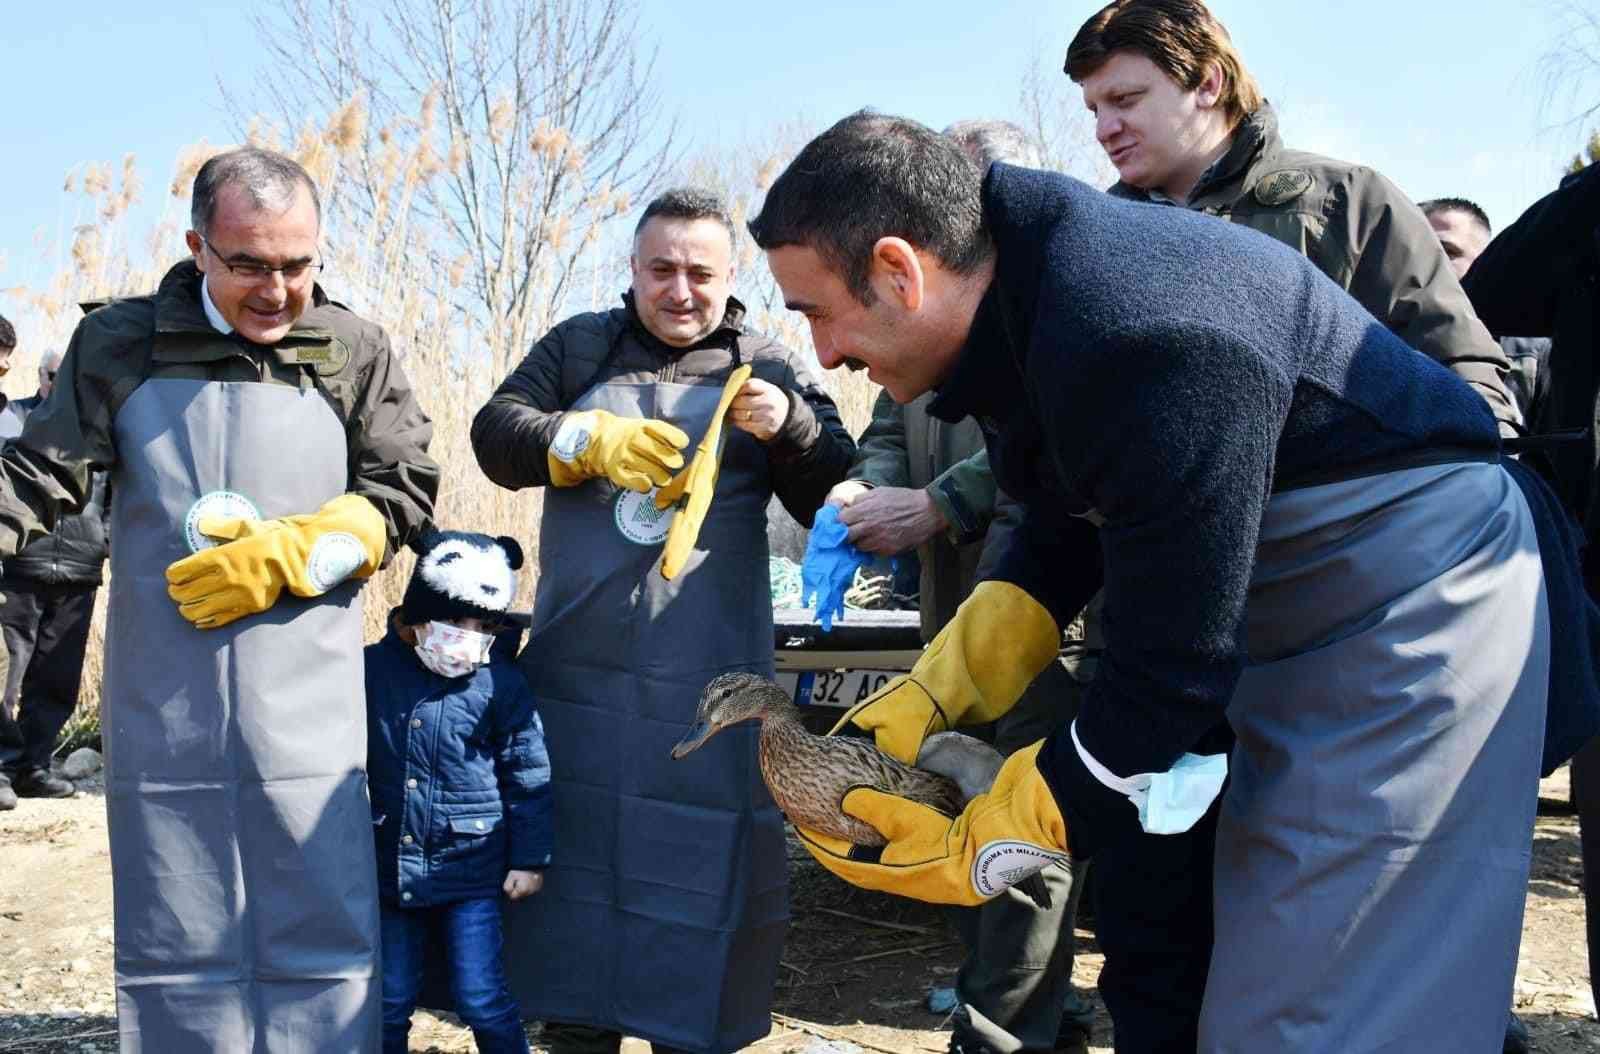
[414,621,494,678]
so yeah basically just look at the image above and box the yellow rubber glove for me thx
[165,493,387,630]
[654,365,752,580]
[794,741,1069,906]
[828,580,1060,762]
[547,409,690,492]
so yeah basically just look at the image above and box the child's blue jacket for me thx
[366,614,553,906]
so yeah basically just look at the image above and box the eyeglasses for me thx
[44,370,57,380]
[200,236,323,282]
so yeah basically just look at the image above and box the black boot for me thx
[0,775,15,811]
[13,768,75,799]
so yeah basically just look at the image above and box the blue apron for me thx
[504,366,788,1053]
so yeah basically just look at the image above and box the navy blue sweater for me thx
[929,165,1500,855]
[366,617,553,906]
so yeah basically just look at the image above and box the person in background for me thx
[826,117,1095,1054]
[473,188,853,1054]
[366,530,552,1054]
[1461,162,1600,1027]
[0,346,110,807]
[1420,197,1550,423]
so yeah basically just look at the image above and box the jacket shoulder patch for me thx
[1254,169,1314,207]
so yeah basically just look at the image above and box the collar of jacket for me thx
[152,259,335,341]
[618,289,749,354]
[1108,101,1280,208]
[926,163,1052,425]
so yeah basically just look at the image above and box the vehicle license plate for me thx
[778,669,900,708]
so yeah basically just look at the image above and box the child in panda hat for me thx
[364,529,551,1053]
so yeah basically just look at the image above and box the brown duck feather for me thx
[674,672,966,845]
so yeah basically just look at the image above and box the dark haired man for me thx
[474,187,854,1054]
[750,110,1560,1052]
[0,147,439,1050]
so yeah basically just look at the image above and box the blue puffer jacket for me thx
[366,615,553,906]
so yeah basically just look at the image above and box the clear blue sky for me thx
[0,1,1591,317]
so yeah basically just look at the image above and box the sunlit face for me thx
[766,244,946,403]
[185,182,321,345]
[1427,209,1490,280]
[630,217,735,347]
[1080,50,1224,199]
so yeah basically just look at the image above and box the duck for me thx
[672,673,1054,908]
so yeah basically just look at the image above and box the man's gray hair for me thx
[634,187,737,245]
[942,119,1045,170]
[190,147,322,236]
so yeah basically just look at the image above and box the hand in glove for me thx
[166,493,386,629]
[654,365,751,580]
[829,580,1060,762]
[795,741,1069,906]
[547,409,690,492]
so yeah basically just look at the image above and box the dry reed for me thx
[6,96,879,746]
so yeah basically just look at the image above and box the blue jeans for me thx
[380,897,530,1054]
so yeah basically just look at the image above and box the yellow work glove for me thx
[547,409,690,492]
[654,365,752,580]
[828,580,1060,762]
[165,493,387,630]
[795,741,1069,906]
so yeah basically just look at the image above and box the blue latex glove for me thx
[801,505,872,631]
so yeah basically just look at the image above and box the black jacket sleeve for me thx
[471,323,576,491]
[1463,164,1600,339]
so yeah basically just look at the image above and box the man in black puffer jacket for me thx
[0,347,110,805]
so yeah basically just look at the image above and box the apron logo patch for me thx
[183,490,261,553]
[970,840,1068,898]
[1254,170,1313,207]
[306,531,367,592]
[551,417,593,463]
[614,489,676,546]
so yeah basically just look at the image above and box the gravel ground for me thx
[0,768,1595,1053]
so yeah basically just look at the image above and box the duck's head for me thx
[671,672,788,759]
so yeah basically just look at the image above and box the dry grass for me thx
[5,96,878,746]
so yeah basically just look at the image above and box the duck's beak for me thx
[671,719,715,759]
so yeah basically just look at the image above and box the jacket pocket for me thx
[446,814,502,838]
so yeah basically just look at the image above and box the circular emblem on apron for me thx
[614,489,676,546]
[306,531,367,593]
[970,840,1069,898]
[184,490,261,553]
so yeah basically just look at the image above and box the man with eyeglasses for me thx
[0,347,108,811]
[0,147,438,1051]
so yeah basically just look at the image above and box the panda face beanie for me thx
[401,530,526,628]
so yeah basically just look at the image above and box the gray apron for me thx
[106,378,378,1052]
[1199,462,1548,1052]
[504,368,788,1054]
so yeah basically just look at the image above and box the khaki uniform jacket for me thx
[0,260,439,557]
[1112,104,1522,431]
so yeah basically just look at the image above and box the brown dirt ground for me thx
[1,769,1595,1053]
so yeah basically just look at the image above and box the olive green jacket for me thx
[0,260,439,558]
[850,389,1017,640]
[1111,104,1522,432]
